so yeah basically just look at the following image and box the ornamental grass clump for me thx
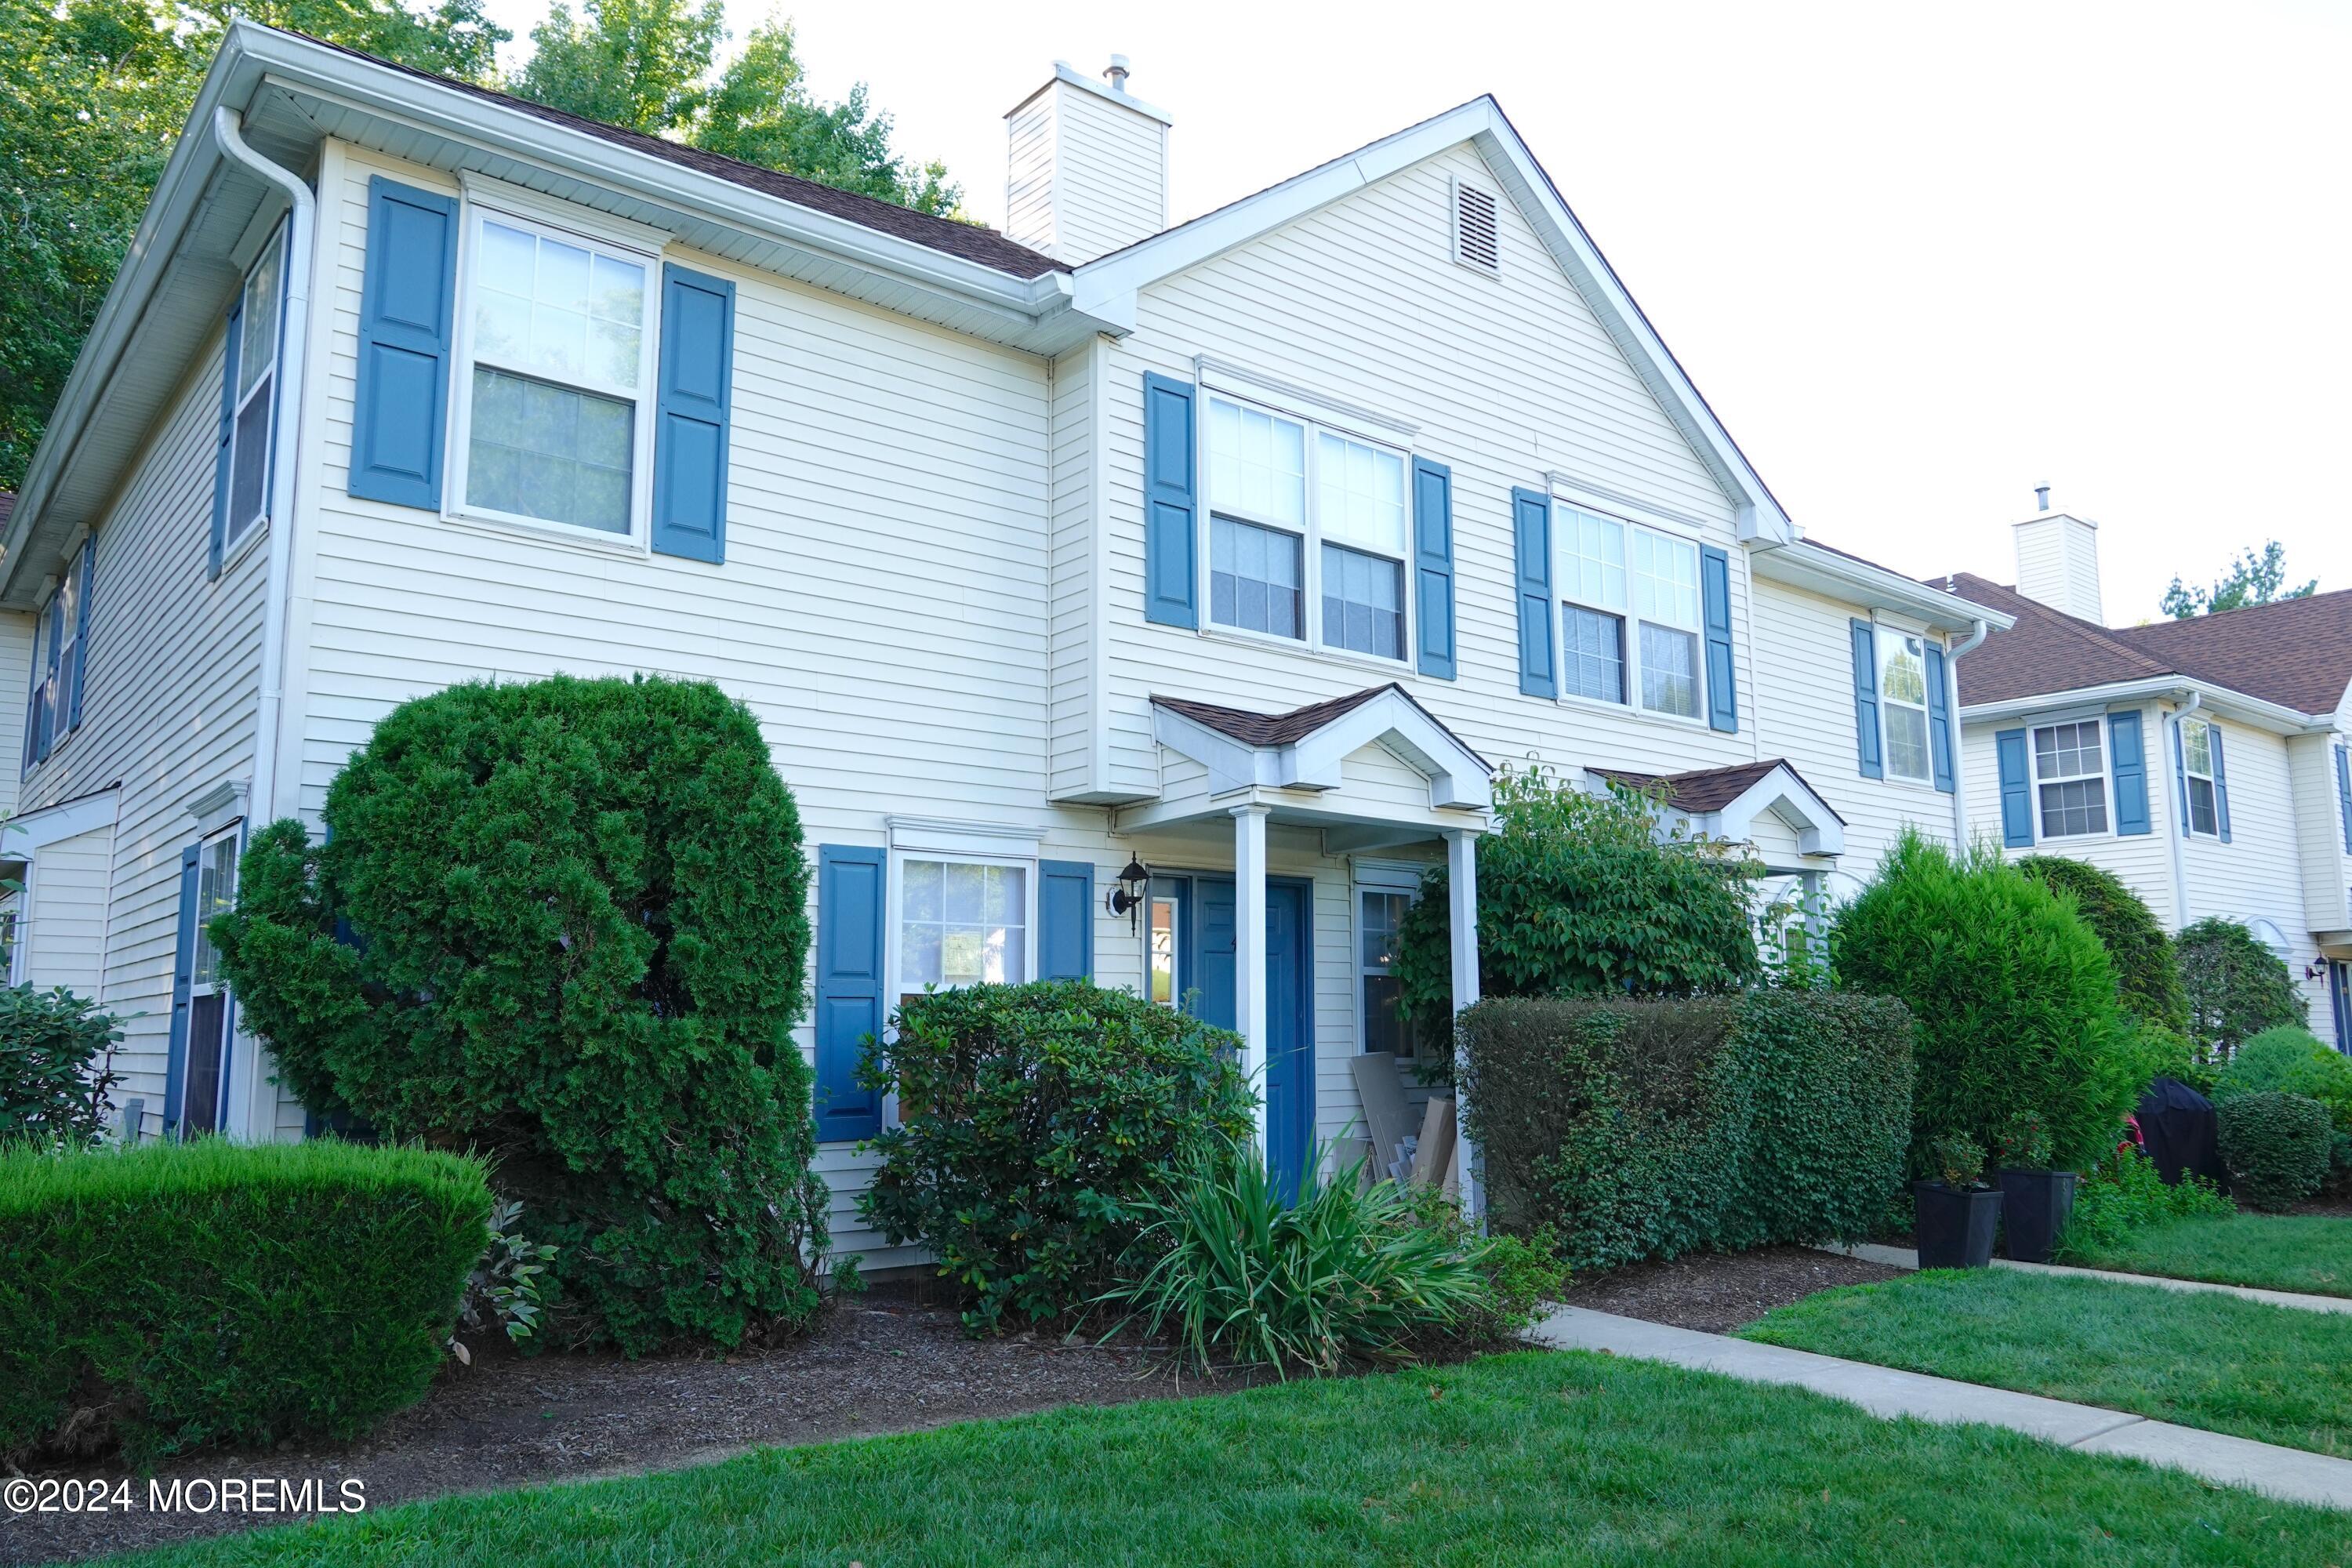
[211,674,827,1355]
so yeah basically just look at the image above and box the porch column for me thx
[1446,828,1484,1219]
[1232,804,1272,1156]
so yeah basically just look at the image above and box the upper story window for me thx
[1555,503,1703,719]
[2034,720,2109,837]
[895,855,1029,1008]
[454,210,654,539]
[1203,394,1410,665]
[2181,715,2220,837]
[1879,634,1933,783]
[224,232,285,554]
[24,538,93,769]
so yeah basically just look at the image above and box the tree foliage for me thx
[2176,916,2307,1062]
[2016,855,2189,1033]
[1392,768,1762,1027]
[2161,540,2318,619]
[210,674,826,1354]
[0,986,123,1149]
[512,5,960,214]
[1831,831,2136,1171]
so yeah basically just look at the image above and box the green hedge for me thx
[0,1138,488,1466]
[859,981,1254,1333]
[2215,1091,2332,1213]
[1458,991,1915,1269]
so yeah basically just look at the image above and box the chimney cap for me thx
[2034,485,2051,512]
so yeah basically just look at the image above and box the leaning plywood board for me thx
[1411,1098,1456,1188]
[1349,1053,1416,1181]
[1441,1136,1460,1200]
[1330,1135,1374,1189]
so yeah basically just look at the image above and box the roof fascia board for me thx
[1714,766,1844,857]
[1752,539,2015,635]
[1960,677,2325,735]
[4,787,122,854]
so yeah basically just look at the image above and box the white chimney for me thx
[2011,489,2105,623]
[1004,58,1172,264]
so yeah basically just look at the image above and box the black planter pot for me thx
[1998,1168,2079,1264]
[1913,1181,2003,1269]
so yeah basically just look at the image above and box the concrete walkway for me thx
[1828,1242,2352,1316]
[1526,1304,2352,1510]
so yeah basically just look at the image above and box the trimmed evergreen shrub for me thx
[859,981,1254,1333]
[211,674,825,1354]
[2213,1027,2352,1134]
[2017,855,2189,1033]
[1457,991,1914,1269]
[0,986,122,1149]
[2179,917,2307,1061]
[0,1138,488,1465]
[2215,1091,2332,1211]
[1831,831,2135,1171]
[1392,765,1761,1025]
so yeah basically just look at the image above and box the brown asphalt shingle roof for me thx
[1152,684,1489,767]
[1588,759,1845,824]
[292,31,1066,280]
[1940,572,2352,717]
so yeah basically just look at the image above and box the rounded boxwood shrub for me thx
[2016,855,2189,1033]
[858,980,1254,1333]
[2179,917,2307,1061]
[1392,765,1761,1024]
[2215,1091,2332,1211]
[0,1138,488,1465]
[212,674,824,1354]
[0,986,122,1149]
[2214,1026,2352,1133]
[1831,831,2134,1171]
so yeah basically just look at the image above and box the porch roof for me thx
[1588,758,1846,858]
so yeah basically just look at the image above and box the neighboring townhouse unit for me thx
[1940,505,2352,1045]
[0,25,1998,1258]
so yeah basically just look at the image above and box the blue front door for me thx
[1176,875,1314,1200]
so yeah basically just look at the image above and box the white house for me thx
[1941,503,2352,1046]
[0,25,2001,1261]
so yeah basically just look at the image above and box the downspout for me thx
[2165,691,2201,931]
[212,108,314,1142]
[1944,618,1989,849]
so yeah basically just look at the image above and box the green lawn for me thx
[2063,1213,2352,1298]
[1743,1267,2352,1457]
[112,1350,2352,1567]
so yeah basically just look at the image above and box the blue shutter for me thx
[66,542,92,733]
[1700,544,1737,734]
[650,263,735,562]
[814,844,886,1143]
[1996,727,2034,848]
[2109,710,2151,836]
[349,177,458,507]
[1512,488,1555,698]
[162,843,203,1136]
[2210,723,2231,842]
[209,296,241,579]
[1037,858,1094,981]
[1924,642,1955,793]
[1142,374,1198,628]
[1849,620,1882,779]
[1410,458,1456,680]
[2336,746,2352,856]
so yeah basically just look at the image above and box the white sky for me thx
[480,0,2351,624]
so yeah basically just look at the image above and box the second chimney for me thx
[2012,494,2105,624]
[1005,59,1172,264]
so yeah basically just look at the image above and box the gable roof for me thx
[1069,96,1793,543]
[1940,573,2352,721]
[1152,683,1489,767]
[1588,759,1846,823]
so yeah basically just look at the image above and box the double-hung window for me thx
[1555,505,1703,718]
[1358,889,1414,1057]
[2034,720,2109,837]
[894,855,1030,1009]
[1879,634,1933,783]
[180,830,241,1135]
[24,539,91,767]
[454,209,654,539]
[2181,716,2220,837]
[225,231,285,554]
[1203,394,1410,663]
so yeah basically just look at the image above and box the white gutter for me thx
[1944,617,1990,848]
[1960,675,2325,737]
[2165,691,2201,930]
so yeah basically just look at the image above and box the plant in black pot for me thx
[1913,1133,2002,1269]
[1992,1111,2077,1265]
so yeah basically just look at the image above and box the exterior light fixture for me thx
[1108,855,1149,933]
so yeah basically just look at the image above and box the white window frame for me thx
[183,824,244,1136]
[2031,718,2112,839]
[223,223,288,561]
[1878,630,1936,785]
[446,201,662,550]
[1352,860,1430,1062]
[1550,499,1708,725]
[884,848,1040,1014]
[2181,715,2221,838]
[1196,389,1416,673]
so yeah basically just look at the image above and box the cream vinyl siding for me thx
[0,613,31,817]
[1959,705,2182,925]
[2174,720,2332,1033]
[1046,342,1100,798]
[18,823,112,996]
[11,324,270,1140]
[2288,729,2352,936]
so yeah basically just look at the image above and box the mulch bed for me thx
[2,1283,1270,1568]
[1552,1244,1905,1334]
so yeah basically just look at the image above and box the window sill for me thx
[1554,688,1712,732]
[1193,621,1419,683]
[441,507,650,561]
[216,519,269,580]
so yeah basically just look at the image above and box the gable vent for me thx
[1451,178,1501,275]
